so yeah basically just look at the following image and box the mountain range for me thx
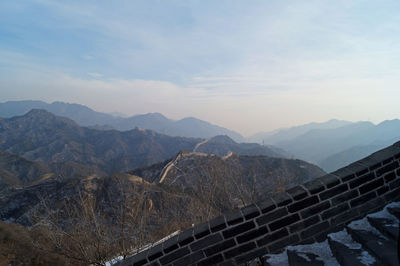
[256,120,400,172]
[247,119,353,144]
[0,100,244,142]
[0,109,289,187]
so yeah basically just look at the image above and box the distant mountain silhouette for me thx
[274,120,400,171]
[0,100,244,141]
[248,119,353,144]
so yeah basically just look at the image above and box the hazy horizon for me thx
[1,1,400,135]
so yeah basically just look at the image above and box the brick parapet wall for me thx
[119,141,400,266]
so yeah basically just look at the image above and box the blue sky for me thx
[1,0,400,135]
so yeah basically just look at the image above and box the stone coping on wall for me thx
[118,141,400,266]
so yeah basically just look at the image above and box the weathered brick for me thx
[241,204,260,220]
[356,168,369,177]
[127,249,148,266]
[331,168,356,182]
[222,221,255,239]
[319,174,340,188]
[383,158,393,165]
[300,221,329,239]
[237,226,268,244]
[204,239,236,257]
[300,201,331,219]
[384,172,396,183]
[331,189,359,205]
[303,179,325,194]
[197,254,223,266]
[272,192,293,207]
[235,247,268,265]
[287,186,308,200]
[349,172,376,189]
[289,215,320,233]
[341,173,356,182]
[268,235,299,253]
[356,196,385,215]
[209,216,227,233]
[148,244,163,261]
[350,191,377,208]
[190,233,222,252]
[377,186,389,195]
[163,235,179,254]
[159,247,190,265]
[319,184,348,201]
[287,196,319,213]
[256,207,288,226]
[224,242,256,259]
[132,259,148,266]
[218,261,236,266]
[194,222,210,239]
[344,162,368,176]
[376,161,399,177]
[256,198,276,213]
[359,178,383,194]
[369,162,382,171]
[389,178,400,190]
[331,209,361,226]
[321,203,349,220]
[384,187,400,201]
[177,228,194,246]
[269,213,300,231]
[224,210,244,226]
[172,250,204,266]
[257,228,289,246]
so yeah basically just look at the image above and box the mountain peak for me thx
[24,108,54,117]
[208,135,236,145]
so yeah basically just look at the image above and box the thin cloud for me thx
[87,72,103,78]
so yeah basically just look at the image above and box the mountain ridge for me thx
[0,100,244,141]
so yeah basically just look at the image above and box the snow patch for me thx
[105,255,123,266]
[328,229,376,265]
[286,240,339,266]
[359,251,376,265]
[348,217,388,240]
[367,202,400,227]
[328,229,362,250]
[264,250,289,266]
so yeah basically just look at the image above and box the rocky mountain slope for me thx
[129,151,325,206]
[1,151,325,227]
[0,150,51,190]
[193,135,290,158]
[0,109,200,174]
[0,100,244,141]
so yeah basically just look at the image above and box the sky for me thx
[1,0,400,136]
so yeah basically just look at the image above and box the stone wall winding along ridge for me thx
[119,141,400,266]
